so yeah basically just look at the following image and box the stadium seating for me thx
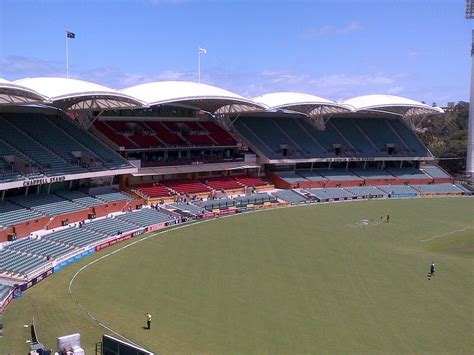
[94,121,137,149]
[195,193,275,211]
[296,170,326,182]
[0,115,86,176]
[162,179,211,194]
[55,190,104,207]
[376,185,418,195]
[42,228,106,248]
[387,168,432,181]
[411,184,463,194]
[10,194,83,216]
[131,183,174,199]
[0,249,49,276]
[199,122,237,145]
[142,121,186,145]
[83,217,138,236]
[0,284,11,301]
[234,175,269,187]
[387,119,429,156]
[330,117,379,155]
[116,208,174,227]
[343,186,385,198]
[48,116,131,169]
[234,115,430,159]
[272,190,308,203]
[93,191,135,203]
[5,237,75,259]
[169,202,206,215]
[317,169,363,182]
[273,171,307,185]
[305,188,354,201]
[354,118,407,154]
[203,176,244,191]
[10,194,84,216]
[421,165,452,180]
[0,200,43,228]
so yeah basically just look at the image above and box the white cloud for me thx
[386,86,404,94]
[305,21,361,37]
[406,50,419,57]
[1,55,62,78]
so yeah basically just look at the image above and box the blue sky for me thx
[0,0,471,104]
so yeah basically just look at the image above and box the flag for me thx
[66,31,76,39]
[198,47,207,54]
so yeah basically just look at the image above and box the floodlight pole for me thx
[467,1,474,181]
[467,29,474,181]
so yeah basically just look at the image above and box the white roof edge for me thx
[0,79,51,103]
[342,95,444,114]
[14,77,146,108]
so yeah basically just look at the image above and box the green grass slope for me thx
[1,197,473,354]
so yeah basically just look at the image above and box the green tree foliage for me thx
[418,104,468,175]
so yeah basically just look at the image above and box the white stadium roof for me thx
[253,92,352,116]
[120,81,265,114]
[14,77,145,110]
[343,95,444,116]
[0,78,50,105]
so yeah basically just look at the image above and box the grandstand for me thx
[2,77,469,338]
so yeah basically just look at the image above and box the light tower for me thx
[466,0,474,181]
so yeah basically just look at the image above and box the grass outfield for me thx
[1,197,473,354]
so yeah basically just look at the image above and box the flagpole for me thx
[198,46,201,83]
[66,31,69,79]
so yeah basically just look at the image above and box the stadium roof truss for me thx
[0,79,50,105]
[253,92,352,117]
[14,77,145,111]
[342,94,444,130]
[120,81,266,115]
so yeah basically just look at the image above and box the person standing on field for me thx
[145,312,152,329]
[430,262,435,277]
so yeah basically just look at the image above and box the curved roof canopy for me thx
[0,78,50,106]
[253,92,352,116]
[343,94,444,117]
[14,77,145,110]
[120,81,265,114]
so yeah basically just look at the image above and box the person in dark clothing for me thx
[386,214,390,223]
[145,312,152,329]
[430,262,435,276]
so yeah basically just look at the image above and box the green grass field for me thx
[1,197,473,354]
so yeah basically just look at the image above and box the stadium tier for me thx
[411,184,463,194]
[42,228,108,248]
[233,175,269,187]
[169,202,206,215]
[0,112,132,183]
[0,201,43,228]
[55,190,104,207]
[0,249,49,277]
[162,179,211,194]
[4,237,75,259]
[115,208,174,227]
[203,176,244,191]
[234,115,430,159]
[9,194,84,216]
[376,185,418,196]
[343,186,385,198]
[94,120,238,149]
[272,189,308,203]
[93,191,135,203]
[305,188,354,201]
[131,183,174,199]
